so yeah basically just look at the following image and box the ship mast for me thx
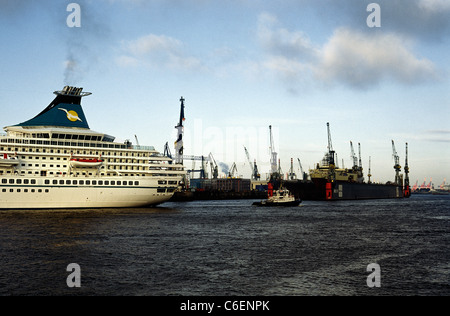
[174,97,185,165]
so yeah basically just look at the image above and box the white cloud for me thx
[258,13,318,62]
[257,13,438,90]
[117,33,203,71]
[315,28,437,89]
[418,0,450,12]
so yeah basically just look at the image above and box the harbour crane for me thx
[288,158,297,180]
[357,142,364,182]
[269,125,278,176]
[350,141,358,171]
[326,122,335,167]
[208,152,218,179]
[297,158,308,181]
[243,146,260,180]
[392,140,402,185]
[163,141,172,159]
[358,143,362,170]
[135,135,140,147]
[404,142,410,197]
[228,162,238,178]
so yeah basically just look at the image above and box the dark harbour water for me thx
[0,194,449,296]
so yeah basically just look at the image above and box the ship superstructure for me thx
[0,86,185,209]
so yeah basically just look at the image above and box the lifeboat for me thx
[70,157,103,168]
[0,153,19,167]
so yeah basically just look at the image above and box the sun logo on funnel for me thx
[58,108,82,122]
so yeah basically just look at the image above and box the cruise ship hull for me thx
[283,179,404,201]
[0,176,174,209]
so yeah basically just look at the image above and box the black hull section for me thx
[283,180,404,201]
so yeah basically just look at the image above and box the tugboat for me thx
[253,183,301,207]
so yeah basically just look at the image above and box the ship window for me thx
[66,180,71,185]
[10,189,13,192]
[45,180,50,185]
[9,179,14,184]
[38,189,42,193]
[31,189,35,192]
[24,189,28,192]
[111,181,115,185]
[73,180,77,185]
[1,179,6,184]
[117,181,121,185]
[129,181,133,185]
[24,179,29,184]
[98,181,103,185]
[53,180,57,185]
[59,180,64,185]
[2,189,5,192]
[79,180,84,185]
[134,181,139,185]
[157,188,166,193]
[86,180,90,185]
[92,180,97,185]
[31,179,36,184]
[45,189,49,193]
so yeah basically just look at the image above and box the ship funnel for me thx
[56,86,92,97]
[14,86,91,129]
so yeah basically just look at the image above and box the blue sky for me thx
[0,0,449,185]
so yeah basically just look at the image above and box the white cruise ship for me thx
[0,86,185,209]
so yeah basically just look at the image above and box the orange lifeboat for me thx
[70,157,103,168]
